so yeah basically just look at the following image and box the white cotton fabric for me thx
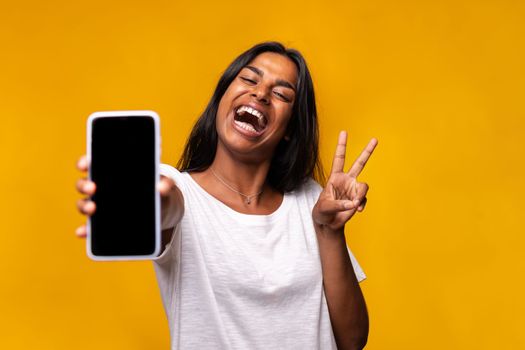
[154,163,366,350]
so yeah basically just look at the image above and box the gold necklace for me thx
[210,167,263,204]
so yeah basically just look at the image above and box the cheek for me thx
[217,84,246,119]
[275,105,294,129]
[217,91,232,117]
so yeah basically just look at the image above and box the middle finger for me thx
[76,178,96,195]
[347,138,378,178]
[76,198,96,215]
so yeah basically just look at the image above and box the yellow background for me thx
[1,0,523,349]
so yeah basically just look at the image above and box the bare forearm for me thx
[315,224,369,350]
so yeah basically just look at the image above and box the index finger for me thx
[347,138,378,178]
[330,131,348,175]
[76,155,88,172]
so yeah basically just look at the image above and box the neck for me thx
[188,142,285,212]
[208,145,272,204]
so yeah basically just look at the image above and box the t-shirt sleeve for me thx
[304,178,367,283]
[347,247,367,282]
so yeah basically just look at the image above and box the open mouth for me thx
[233,105,268,133]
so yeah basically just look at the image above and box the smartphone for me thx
[86,111,161,260]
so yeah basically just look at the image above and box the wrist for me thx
[314,222,346,242]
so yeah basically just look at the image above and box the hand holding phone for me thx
[78,111,163,260]
[75,158,177,235]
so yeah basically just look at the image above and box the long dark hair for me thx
[177,41,325,192]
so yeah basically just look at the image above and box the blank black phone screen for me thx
[90,116,157,257]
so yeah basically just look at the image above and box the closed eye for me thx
[273,90,291,102]
[240,76,257,85]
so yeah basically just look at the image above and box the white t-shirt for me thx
[154,164,366,350]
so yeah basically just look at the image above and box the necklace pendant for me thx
[210,167,262,206]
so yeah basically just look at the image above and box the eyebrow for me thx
[244,65,296,92]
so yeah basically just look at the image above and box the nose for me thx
[251,85,270,105]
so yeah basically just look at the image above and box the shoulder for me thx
[296,177,323,196]
[289,177,323,207]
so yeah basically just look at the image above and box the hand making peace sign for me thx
[312,131,378,231]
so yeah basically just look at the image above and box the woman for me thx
[75,42,377,350]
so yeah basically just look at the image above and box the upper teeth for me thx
[237,106,265,122]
